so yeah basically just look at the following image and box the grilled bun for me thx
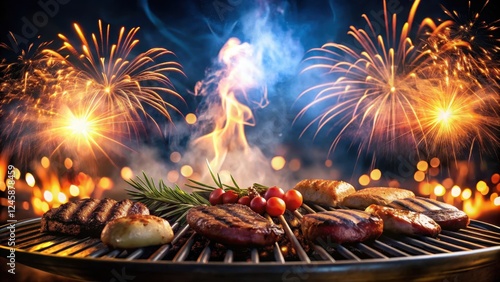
[342,187,415,210]
[101,214,174,248]
[293,179,356,207]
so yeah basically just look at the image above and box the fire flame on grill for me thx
[0,152,115,217]
[188,37,272,186]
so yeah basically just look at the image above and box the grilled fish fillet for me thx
[365,204,441,237]
[389,197,469,230]
[40,198,149,237]
[293,179,355,207]
[186,204,284,247]
[301,209,383,244]
[342,187,415,210]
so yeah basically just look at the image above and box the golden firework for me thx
[1,21,185,165]
[44,19,185,135]
[414,79,500,159]
[296,0,500,160]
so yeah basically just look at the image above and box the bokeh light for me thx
[370,169,381,181]
[271,156,286,171]
[359,174,370,186]
[185,113,197,124]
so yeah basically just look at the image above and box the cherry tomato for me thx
[237,195,251,206]
[250,196,267,214]
[283,189,303,211]
[209,188,225,205]
[222,190,239,204]
[264,186,285,200]
[266,197,286,216]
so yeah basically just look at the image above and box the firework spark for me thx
[296,0,500,160]
[431,0,500,87]
[414,79,500,160]
[297,0,440,155]
[44,19,185,137]
[1,21,184,165]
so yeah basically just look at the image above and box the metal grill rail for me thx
[1,204,499,265]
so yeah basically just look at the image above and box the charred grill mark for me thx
[130,202,149,215]
[336,210,370,222]
[197,208,233,228]
[390,199,427,212]
[75,199,99,223]
[218,205,257,226]
[89,198,115,224]
[195,205,261,229]
[405,198,438,211]
[106,200,132,222]
[416,197,456,210]
[306,212,355,226]
[51,201,74,222]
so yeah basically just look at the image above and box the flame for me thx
[190,38,271,186]
[28,166,98,215]
[463,191,488,219]
[0,153,102,217]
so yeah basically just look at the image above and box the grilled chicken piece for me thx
[389,197,469,230]
[365,204,441,237]
[301,209,383,244]
[40,198,149,237]
[293,179,355,207]
[186,204,284,247]
[342,187,415,210]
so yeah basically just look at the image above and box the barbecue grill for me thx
[1,203,499,282]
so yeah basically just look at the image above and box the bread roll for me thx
[293,179,355,207]
[101,214,174,248]
[342,187,415,210]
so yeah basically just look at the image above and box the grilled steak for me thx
[40,198,149,237]
[186,204,284,247]
[301,209,383,244]
[389,197,470,230]
[365,204,441,237]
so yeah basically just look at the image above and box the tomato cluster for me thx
[208,186,303,217]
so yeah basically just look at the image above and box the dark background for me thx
[0,0,499,177]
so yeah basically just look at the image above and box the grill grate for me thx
[1,204,499,263]
[1,204,500,281]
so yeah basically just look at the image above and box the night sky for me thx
[1,0,499,175]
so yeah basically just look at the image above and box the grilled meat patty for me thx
[186,204,284,247]
[301,209,383,244]
[40,198,149,237]
[365,204,441,237]
[389,197,470,230]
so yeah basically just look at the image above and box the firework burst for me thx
[44,19,185,136]
[0,21,184,165]
[297,0,443,156]
[413,79,500,160]
[296,0,500,161]
[431,0,500,87]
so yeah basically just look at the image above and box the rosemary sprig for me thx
[185,163,245,195]
[126,163,269,223]
[126,172,209,224]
